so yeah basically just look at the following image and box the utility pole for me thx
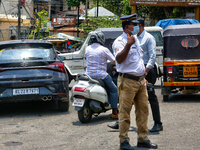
[18,0,21,39]
[85,0,88,20]
[97,0,99,17]
[77,5,79,37]
[117,0,120,17]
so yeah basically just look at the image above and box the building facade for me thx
[0,0,94,40]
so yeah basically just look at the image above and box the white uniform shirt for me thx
[112,32,145,76]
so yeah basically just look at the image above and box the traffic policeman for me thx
[112,14,158,149]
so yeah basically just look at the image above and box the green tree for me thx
[91,1,194,20]
[65,0,86,7]
[120,0,132,15]
[79,16,121,40]
[91,0,131,16]
[137,6,194,19]
[28,10,50,39]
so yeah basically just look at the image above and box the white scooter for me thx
[71,73,116,123]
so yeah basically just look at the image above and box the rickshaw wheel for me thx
[163,95,169,101]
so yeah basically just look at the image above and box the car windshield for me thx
[0,44,55,61]
[148,31,163,46]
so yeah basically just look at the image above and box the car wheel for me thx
[58,101,69,111]
[78,101,92,123]
[163,95,169,101]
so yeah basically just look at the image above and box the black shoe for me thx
[120,140,134,150]
[150,124,163,132]
[107,121,119,129]
[137,140,158,149]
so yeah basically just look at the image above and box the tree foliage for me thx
[137,6,194,20]
[28,10,50,39]
[91,0,131,16]
[65,0,86,7]
[120,0,132,15]
[90,0,195,20]
[79,16,121,40]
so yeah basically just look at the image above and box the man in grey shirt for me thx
[137,17,163,132]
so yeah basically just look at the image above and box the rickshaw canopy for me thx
[163,24,200,60]
[163,24,200,37]
[156,19,199,29]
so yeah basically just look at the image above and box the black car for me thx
[0,39,69,111]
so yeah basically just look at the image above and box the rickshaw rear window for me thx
[181,37,199,48]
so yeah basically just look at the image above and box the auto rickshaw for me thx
[45,38,69,53]
[162,24,200,101]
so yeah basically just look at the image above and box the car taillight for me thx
[168,67,173,76]
[47,62,66,73]
[74,87,86,92]
[57,94,66,97]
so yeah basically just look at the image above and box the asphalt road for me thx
[0,79,200,150]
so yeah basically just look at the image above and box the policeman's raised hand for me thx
[127,33,135,46]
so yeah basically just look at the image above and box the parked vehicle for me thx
[71,73,115,123]
[43,33,83,54]
[59,27,163,84]
[46,38,70,53]
[162,24,200,101]
[0,40,69,111]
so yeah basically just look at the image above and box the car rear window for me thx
[148,31,163,46]
[0,43,55,61]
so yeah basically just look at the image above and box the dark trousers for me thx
[145,67,162,125]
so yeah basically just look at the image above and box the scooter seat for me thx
[78,75,106,88]
[79,75,89,81]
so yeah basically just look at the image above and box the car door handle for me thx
[74,60,80,62]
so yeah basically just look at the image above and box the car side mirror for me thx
[59,56,65,61]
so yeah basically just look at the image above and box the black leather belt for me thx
[119,73,144,81]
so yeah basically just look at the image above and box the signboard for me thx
[52,17,76,25]
[130,0,200,7]
[0,14,26,19]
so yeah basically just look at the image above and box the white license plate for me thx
[13,88,39,95]
[72,98,85,107]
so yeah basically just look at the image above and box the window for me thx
[0,44,55,61]
[181,37,199,49]
[148,31,163,46]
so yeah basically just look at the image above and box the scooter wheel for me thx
[78,101,92,123]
